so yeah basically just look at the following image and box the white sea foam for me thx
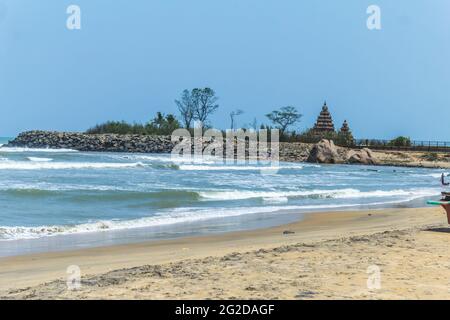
[179,164,304,171]
[0,182,133,192]
[263,196,289,204]
[0,147,78,153]
[0,206,297,240]
[27,157,53,162]
[427,172,449,179]
[0,161,146,170]
[120,154,218,164]
[198,188,439,201]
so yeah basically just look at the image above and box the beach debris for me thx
[295,290,317,299]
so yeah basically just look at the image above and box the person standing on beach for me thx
[441,173,450,201]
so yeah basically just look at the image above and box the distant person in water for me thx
[441,173,449,186]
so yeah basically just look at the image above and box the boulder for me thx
[307,139,343,164]
[346,148,378,165]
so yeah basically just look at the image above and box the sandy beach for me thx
[1,206,450,299]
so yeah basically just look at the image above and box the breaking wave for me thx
[0,206,295,240]
[198,188,439,201]
[0,161,147,170]
[0,187,438,241]
[0,147,78,153]
[119,154,218,164]
[27,157,53,162]
[178,164,304,171]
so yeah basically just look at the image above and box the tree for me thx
[229,109,244,130]
[388,136,411,147]
[265,106,302,136]
[152,112,165,130]
[175,89,195,129]
[146,112,181,135]
[191,88,219,126]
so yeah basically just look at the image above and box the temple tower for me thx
[313,101,335,133]
[340,120,350,134]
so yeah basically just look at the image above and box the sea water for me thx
[0,144,444,256]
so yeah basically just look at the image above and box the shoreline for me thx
[2,206,449,299]
[0,196,434,258]
[4,131,450,169]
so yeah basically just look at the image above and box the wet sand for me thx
[1,207,450,299]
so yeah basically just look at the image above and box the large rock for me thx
[307,139,343,164]
[346,148,378,165]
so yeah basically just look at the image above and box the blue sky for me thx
[0,0,449,140]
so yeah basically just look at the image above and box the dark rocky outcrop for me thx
[6,132,377,165]
[279,142,312,162]
[6,131,175,153]
[6,131,315,161]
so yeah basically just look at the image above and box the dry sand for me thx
[373,150,450,169]
[1,206,450,299]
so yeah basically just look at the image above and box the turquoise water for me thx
[0,137,11,145]
[0,145,444,255]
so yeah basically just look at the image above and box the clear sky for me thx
[0,0,449,140]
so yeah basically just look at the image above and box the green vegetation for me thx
[86,121,146,135]
[86,112,180,135]
[388,136,411,147]
[88,87,218,135]
[282,128,354,146]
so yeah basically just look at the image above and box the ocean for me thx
[0,137,10,146]
[0,143,444,256]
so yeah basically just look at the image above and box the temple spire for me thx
[313,101,335,132]
[340,120,350,133]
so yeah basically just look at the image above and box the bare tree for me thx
[175,89,195,129]
[191,88,219,126]
[230,109,244,130]
[266,106,302,136]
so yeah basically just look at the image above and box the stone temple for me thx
[340,120,350,134]
[313,101,335,133]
